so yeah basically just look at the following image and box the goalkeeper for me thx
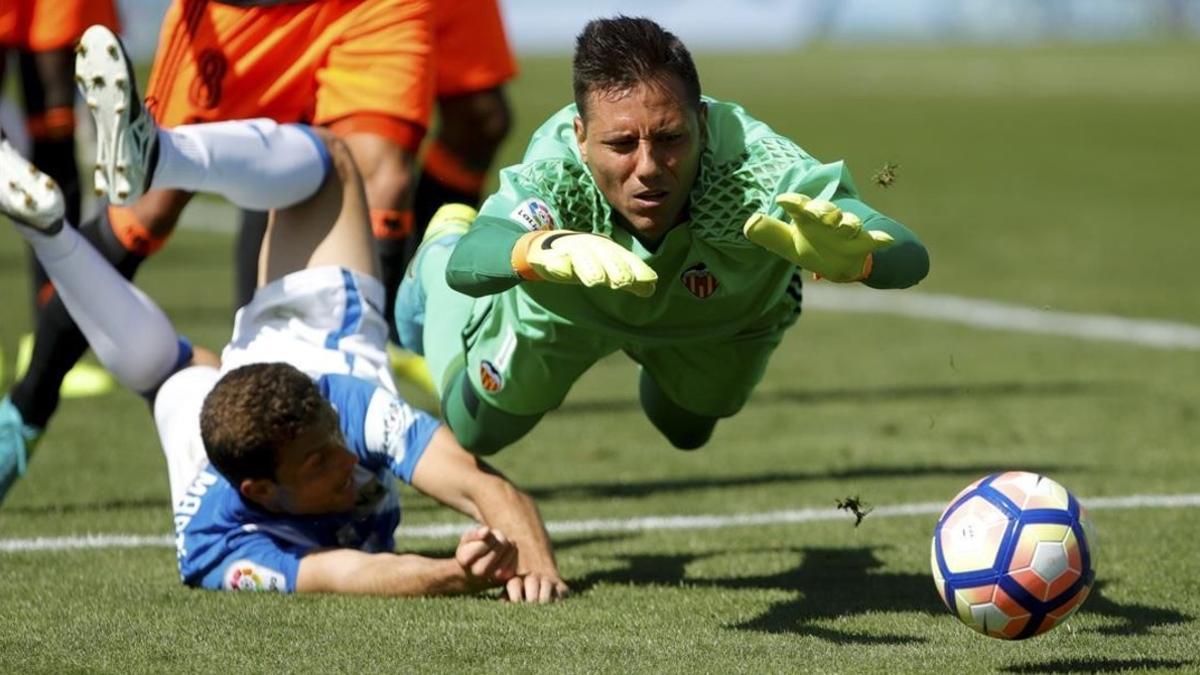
[396,16,930,455]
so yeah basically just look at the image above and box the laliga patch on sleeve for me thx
[509,198,557,231]
[223,560,287,592]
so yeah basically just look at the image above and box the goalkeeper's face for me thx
[575,73,706,242]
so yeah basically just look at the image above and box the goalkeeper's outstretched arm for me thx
[834,197,930,289]
[744,192,929,288]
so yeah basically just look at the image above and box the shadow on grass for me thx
[526,462,1080,501]
[573,548,1194,645]
[556,380,1105,417]
[576,545,941,644]
[1083,580,1193,636]
[1002,658,1194,673]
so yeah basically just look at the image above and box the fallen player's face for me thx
[270,417,360,515]
[575,73,705,242]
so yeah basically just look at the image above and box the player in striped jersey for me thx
[0,28,565,599]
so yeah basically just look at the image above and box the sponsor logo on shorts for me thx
[509,198,556,231]
[680,262,719,299]
[480,360,504,393]
[224,560,286,592]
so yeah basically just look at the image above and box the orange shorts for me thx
[0,0,120,52]
[144,0,434,150]
[433,0,518,97]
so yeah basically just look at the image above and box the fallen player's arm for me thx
[410,426,569,602]
[295,525,517,596]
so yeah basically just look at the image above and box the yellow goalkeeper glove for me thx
[512,230,657,298]
[744,193,894,282]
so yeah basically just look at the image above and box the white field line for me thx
[3,493,1199,553]
[805,286,1200,350]
[2,290,1194,554]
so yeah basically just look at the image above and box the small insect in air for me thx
[836,495,874,527]
[872,162,900,188]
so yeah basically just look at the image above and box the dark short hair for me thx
[199,362,331,485]
[572,16,701,119]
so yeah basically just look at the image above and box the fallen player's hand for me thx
[502,573,571,604]
[512,230,657,297]
[455,526,518,587]
[744,193,893,282]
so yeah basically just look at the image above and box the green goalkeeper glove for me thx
[512,230,658,297]
[744,193,894,282]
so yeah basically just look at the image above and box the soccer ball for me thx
[930,471,1097,639]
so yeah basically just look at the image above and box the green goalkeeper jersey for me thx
[445,97,926,345]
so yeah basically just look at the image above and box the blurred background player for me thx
[412,0,516,268]
[0,25,567,601]
[395,17,931,456]
[237,0,518,396]
[0,0,503,500]
[127,0,436,320]
[239,0,517,307]
[0,0,122,405]
[0,0,120,261]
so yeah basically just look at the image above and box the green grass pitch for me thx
[2,43,1200,672]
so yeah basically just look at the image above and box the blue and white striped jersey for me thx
[172,373,440,592]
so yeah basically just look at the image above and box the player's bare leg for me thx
[258,128,377,285]
[339,132,417,307]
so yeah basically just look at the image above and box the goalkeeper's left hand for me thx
[511,230,657,297]
[744,193,894,282]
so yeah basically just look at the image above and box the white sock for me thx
[17,224,182,393]
[151,119,330,210]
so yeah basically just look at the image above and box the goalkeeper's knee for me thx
[441,370,543,456]
[639,371,718,450]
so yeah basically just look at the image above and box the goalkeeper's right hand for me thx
[511,230,657,298]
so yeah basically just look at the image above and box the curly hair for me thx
[199,362,331,485]
[572,16,701,119]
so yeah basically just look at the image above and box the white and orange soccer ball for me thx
[931,471,1097,639]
